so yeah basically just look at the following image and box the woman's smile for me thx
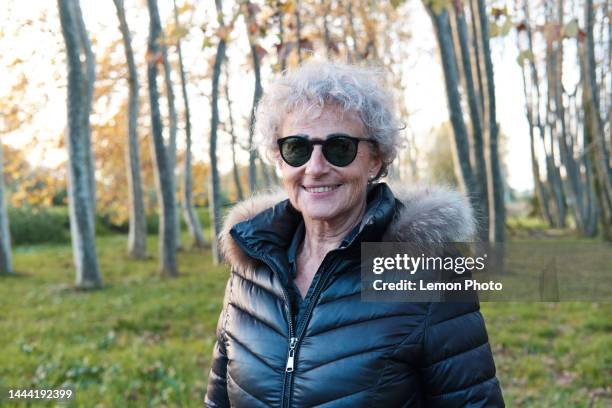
[302,184,342,194]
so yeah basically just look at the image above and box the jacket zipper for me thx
[281,261,335,408]
[231,234,342,408]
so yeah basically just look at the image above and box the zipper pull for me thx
[285,337,298,372]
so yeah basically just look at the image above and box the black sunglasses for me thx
[277,133,376,167]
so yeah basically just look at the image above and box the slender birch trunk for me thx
[244,1,263,194]
[73,0,96,213]
[475,0,505,242]
[224,61,244,201]
[174,0,205,248]
[452,0,489,241]
[161,33,181,250]
[426,4,481,228]
[209,0,227,263]
[146,0,178,275]
[0,142,13,275]
[113,0,147,258]
[58,0,102,288]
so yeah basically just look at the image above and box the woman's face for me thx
[278,105,382,223]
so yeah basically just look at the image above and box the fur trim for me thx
[219,184,476,272]
[218,189,287,273]
[382,183,476,244]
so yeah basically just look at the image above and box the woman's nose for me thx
[304,145,329,176]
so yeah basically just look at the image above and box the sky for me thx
[1,0,535,192]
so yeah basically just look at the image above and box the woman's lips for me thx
[303,184,342,194]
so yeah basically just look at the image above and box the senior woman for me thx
[205,62,504,407]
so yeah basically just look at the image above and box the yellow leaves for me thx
[279,0,296,15]
[8,168,66,209]
[516,50,534,66]
[176,1,195,16]
[166,24,190,44]
[562,19,579,39]
[489,17,512,38]
[8,58,24,67]
[425,0,450,14]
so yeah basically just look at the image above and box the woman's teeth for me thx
[304,185,339,193]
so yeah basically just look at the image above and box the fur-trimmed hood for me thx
[219,183,476,273]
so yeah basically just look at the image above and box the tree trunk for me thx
[73,0,96,213]
[452,0,488,241]
[584,0,612,240]
[520,0,557,227]
[0,142,13,275]
[475,0,505,242]
[174,0,205,248]
[425,3,482,231]
[224,60,244,201]
[58,0,102,288]
[209,0,227,264]
[146,0,178,275]
[585,0,612,186]
[161,32,181,250]
[468,0,485,111]
[553,0,594,235]
[519,57,554,226]
[113,0,147,258]
[245,2,263,194]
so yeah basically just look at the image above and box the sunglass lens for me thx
[324,137,357,167]
[281,138,310,167]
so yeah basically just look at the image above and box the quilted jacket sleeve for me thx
[204,275,233,408]
[420,301,505,407]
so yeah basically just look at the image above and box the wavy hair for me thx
[254,61,404,180]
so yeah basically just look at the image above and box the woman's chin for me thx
[301,205,340,221]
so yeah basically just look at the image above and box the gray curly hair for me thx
[254,61,404,180]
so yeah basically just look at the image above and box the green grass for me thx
[0,230,611,407]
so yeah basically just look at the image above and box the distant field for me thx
[0,229,610,407]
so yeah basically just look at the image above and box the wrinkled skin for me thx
[278,105,382,228]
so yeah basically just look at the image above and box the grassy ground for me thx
[0,229,610,407]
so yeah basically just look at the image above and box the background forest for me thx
[0,0,611,406]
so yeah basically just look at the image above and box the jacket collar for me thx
[220,182,476,274]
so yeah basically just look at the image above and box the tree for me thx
[146,0,178,276]
[224,60,244,201]
[582,0,612,239]
[0,142,12,275]
[160,21,182,251]
[475,0,505,242]
[243,1,264,194]
[425,0,506,242]
[516,0,603,237]
[73,0,96,213]
[58,0,102,288]
[113,0,148,258]
[173,0,206,248]
[424,2,482,234]
[452,0,489,236]
[209,0,227,264]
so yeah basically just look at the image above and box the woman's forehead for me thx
[281,105,365,136]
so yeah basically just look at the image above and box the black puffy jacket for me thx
[205,183,504,407]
